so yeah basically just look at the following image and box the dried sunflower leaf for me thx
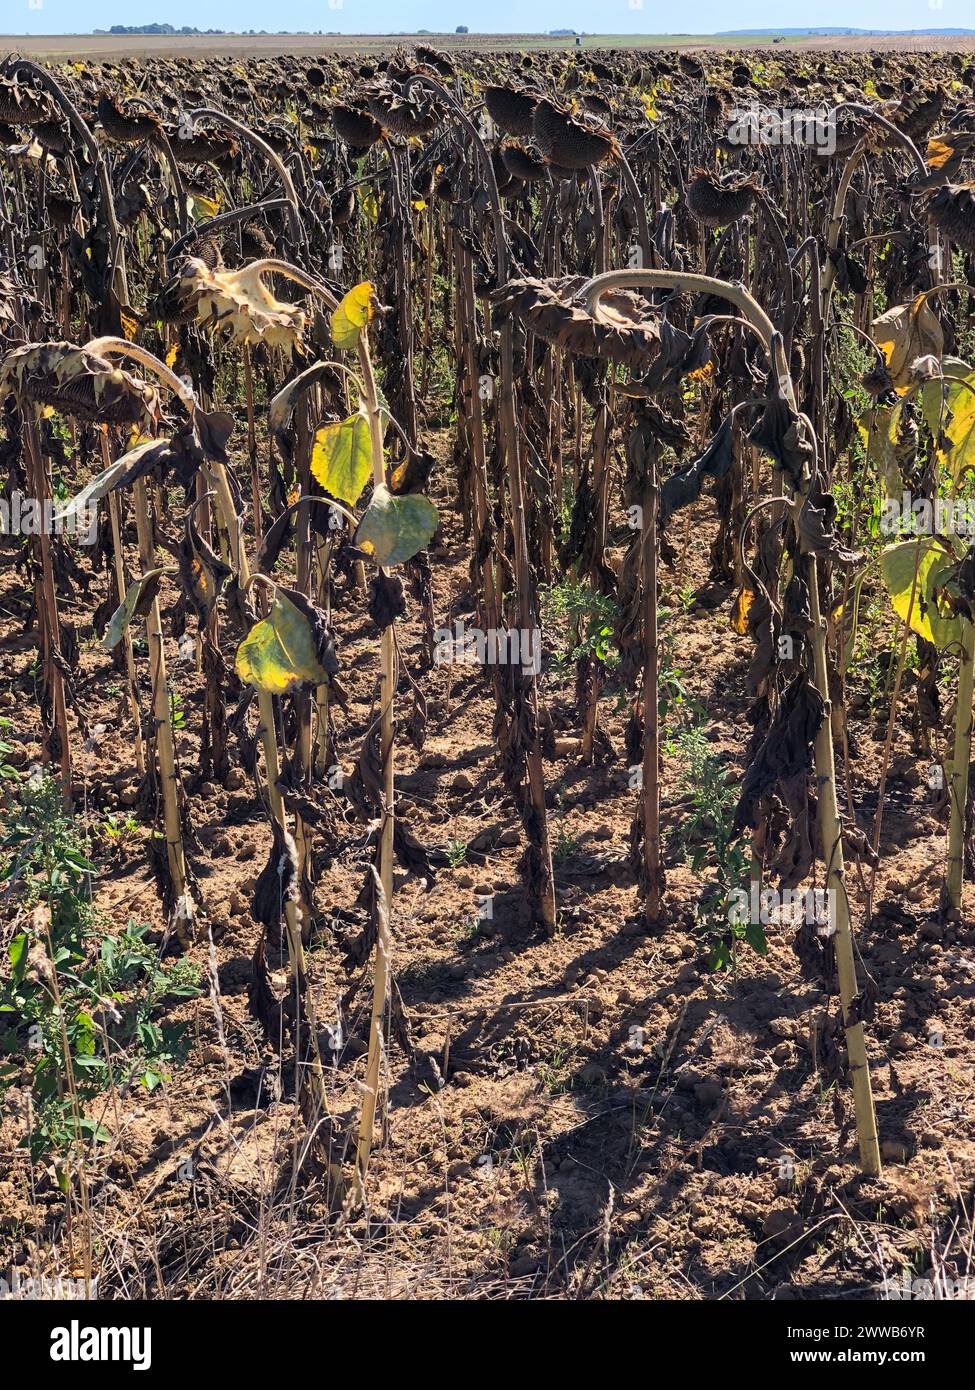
[178,507,232,625]
[734,674,825,833]
[871,293,944,392]
[51,450,132,527]
[659,415,735,529]
[747,372,813,488]
[102,568,167,651]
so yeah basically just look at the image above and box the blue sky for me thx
[8,0,973,36]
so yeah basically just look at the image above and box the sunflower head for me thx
[686,169,759,227]
[0,342,161,427]
[483,84,538,137]
[492,274,659,370]
[927,183,975,255]
[532,98,619,170]
[174,259,307,355]
[332,102,383,150]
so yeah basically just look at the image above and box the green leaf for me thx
[354,485,437,567]
[310,412,373,505]
[72,1117,110,1142]
[8,933,27,979]
[102,568,167,651]
[331,281,374,350]
[743,921,768,955]
[879,538,963,650]
[709,941,731,972]
[72,1052,106,1070]
[235,589,330,695]
[63,847,96,873]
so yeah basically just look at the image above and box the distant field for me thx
[4,31,975,60]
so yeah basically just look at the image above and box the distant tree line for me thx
[93,24,227,35]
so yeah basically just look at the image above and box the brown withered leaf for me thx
[345,726,385,822]
[768,778,816,889]
[389,449,436,496]
[252,818,300,942]
[393,820,436,886]
[659,414,735,530]
[798,489,864,568]
[178,501,232,625]
[639,317,713,395]
[368,572,407,630]
[734,674,825,834]
[248,935,292,1044]
[747,369,814,488]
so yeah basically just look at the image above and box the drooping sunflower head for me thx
[366,83,443,137]
[332,102,384,150]
[172,259,308,355]
[95,91,163,145]
[0,341,161,427]
[532,98,619,170]
[483,84,538,137]
[491,274,659,370]
[685,169,760,228]
[927,183,975,255]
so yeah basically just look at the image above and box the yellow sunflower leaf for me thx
[235,589,330,695]
[310,412,373,505]
[188,192,221,222]
[730,584,754,635]
[330,282,375,351]
[925,138,954,170]
[879,538,961,650]
[870,293,944,391]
